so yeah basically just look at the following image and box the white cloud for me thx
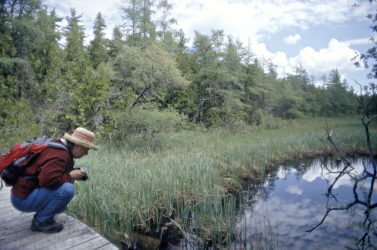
[286,185,303,195]
[302,158,367,189]
[284,34,301,45]
[250,38,362,79]
[170,0,370,46]
[293,39,361,76]
[345,37,376,45]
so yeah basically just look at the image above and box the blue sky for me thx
[45,0,376,89]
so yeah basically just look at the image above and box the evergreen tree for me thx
[321,69,357,115]
[32,9,63,99]
[122,0,142,46]
[156,0,177,53]
[54,9,96,131]
[88,12,108,69]
[109,25,124,59]
[64,9,86,66]
[140,0,156,42]
[189,31,241,126]
[122,0,156,47]
[175,29,193,80]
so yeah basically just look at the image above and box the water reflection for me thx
[234,157,377,250]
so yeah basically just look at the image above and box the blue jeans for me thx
[11,182,75,223]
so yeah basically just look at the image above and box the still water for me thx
[128,157,376,249]
[234,157,377,250]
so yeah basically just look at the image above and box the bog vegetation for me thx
[69,117,376,247]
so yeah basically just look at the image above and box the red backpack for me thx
[0,136,68,189]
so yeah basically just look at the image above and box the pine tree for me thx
[88,12,108,69]
[156,0,177,52]
[109,25,124,59]
[122,0,156,47]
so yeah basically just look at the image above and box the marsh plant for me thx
[68,117,375,248]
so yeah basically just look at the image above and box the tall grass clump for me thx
[68,116,374,247]
[69,147,239,246]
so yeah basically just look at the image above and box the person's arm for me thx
[38,149,73,188]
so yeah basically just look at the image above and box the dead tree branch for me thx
[306,86,377,249]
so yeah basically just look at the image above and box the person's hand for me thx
[69,169,86,180]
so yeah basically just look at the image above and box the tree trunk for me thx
[131,84,150,108]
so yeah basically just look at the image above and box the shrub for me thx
[0,100,40,152]
[110,109,189,148]
[258,110,286,130]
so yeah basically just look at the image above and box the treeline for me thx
[0,0,359,140]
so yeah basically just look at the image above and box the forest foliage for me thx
[0,0,368,146]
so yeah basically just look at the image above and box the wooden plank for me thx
[0,219,118,250]
[0,214,34,232]
[0,216,74,238]
[93,243,120,250]
[46,233,100,249]
[0,225,35,247]
[21,221,97,250]
[0,205,18,214]
[1,219,87,249]
[67,236,115,250]
[0,187,11,200]
[0,194,10,202]
[0,202,13,209]
[0,210,30,225]
[0,196,11,203]
[0,188,119,250]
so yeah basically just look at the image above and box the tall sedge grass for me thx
[67,116,375,247]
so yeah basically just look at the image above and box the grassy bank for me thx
[68,116,376,247]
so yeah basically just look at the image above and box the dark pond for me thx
[233,157,377,250]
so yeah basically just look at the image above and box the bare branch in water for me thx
[306,85,377,249]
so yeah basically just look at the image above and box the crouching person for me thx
[10,127,98,233]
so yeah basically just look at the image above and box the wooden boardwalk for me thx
[0,187,119,250]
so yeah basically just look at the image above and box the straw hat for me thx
[63,127,98,150]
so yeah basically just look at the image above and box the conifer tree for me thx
[109,25,124,59]
[88,12,108,69]
[122,0,156,47]
[156,0,177,53]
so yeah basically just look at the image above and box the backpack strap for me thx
[47,141,68,152]
[59,139,75,173]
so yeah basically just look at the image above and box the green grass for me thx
[67,116,375,247]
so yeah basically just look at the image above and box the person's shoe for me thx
[30,217,63,233]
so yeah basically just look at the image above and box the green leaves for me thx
[113,43,187,108]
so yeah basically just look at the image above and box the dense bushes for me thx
[0,100,40,152]
[109,109,190,150]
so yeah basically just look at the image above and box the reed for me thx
[67,116,375,247]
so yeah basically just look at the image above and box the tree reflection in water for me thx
[307,108,376,249]
[306,157,377,249]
